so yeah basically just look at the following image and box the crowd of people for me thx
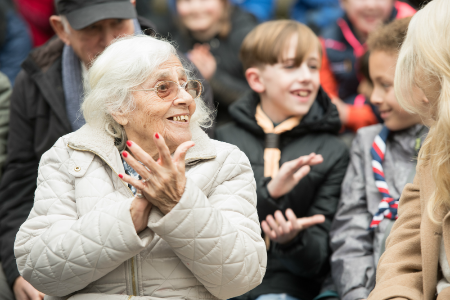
[0,0,443,300]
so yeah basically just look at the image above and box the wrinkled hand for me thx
[13,276,45,300]
[120,133,195,215]
[267,153,323,199]
[188,44,217,80]
[262,209,325,244]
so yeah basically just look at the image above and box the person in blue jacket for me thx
[291,0,343,35]
[0,0,32,86]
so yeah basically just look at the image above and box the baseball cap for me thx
[55,0,137,30]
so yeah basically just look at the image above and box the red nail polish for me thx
[122,151,128,158]
[155,133,160,139]
[118,174,123,179]
[126,141,132,147]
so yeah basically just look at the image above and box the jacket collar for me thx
[67,123,217,173]
[22,38,72,132]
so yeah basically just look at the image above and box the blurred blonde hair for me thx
[395,0,450,223]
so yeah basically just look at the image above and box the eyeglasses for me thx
[132,80,203,101]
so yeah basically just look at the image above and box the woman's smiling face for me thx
[119,55,197,155]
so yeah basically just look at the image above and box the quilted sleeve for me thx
[14,140,154,297]
[148,147,267,299]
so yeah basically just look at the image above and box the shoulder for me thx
[210,139,253,168]
[354,124,383,144]
[356,123,383,136]
[321,21,344,42]
[37,135,75,182]
[215,122,245,139]
[312,132,349,157]
[212,139,243,157]
[39,133,74,164]
[228,7,257,43]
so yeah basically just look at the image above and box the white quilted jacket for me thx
[14,124,267,299]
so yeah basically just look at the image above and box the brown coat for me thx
[368,160,450,300]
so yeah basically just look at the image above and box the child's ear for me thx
[245,67,265,93]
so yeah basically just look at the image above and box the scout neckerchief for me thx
[369,126,397,229]
[255,104,301,179]
[369,125,425,230]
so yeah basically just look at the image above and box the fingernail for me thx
[155,133,160,139]
[118,174,123,179]
[122,151,128,158]
[126,141,132,147]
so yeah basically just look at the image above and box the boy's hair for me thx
[240,20,321,71]
[367,17,412,54]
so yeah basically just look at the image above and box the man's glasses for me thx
[132,80,203,101]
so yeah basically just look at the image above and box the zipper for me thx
[130,256,137,296]
[67,144,138,295]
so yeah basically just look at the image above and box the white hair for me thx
[82,34,213,149]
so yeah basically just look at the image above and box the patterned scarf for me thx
[369,126,399,230]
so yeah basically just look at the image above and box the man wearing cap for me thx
[0,1,213,299]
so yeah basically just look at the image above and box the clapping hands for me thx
[267,153,323,199]
[262,209,325,245]
[188,44,217,80]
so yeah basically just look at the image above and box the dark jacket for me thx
[0,17,214,288]
[215,90,349,300]
[171,6,257,125]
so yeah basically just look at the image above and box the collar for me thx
[67,123,217,172]
[337,17,366,58]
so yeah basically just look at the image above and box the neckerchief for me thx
[255,104,301,179]
[369,126,398,229]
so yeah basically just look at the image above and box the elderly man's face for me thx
[126,56,196,154]
[57,18,135,66]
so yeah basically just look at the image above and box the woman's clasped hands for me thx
[119,132,195,233]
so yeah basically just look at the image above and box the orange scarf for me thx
[255,105,301,250]
[255,104,301,179]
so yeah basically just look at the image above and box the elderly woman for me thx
[13,35,267,300]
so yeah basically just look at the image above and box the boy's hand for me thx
[267,153,323,199]
[261,209,325,244]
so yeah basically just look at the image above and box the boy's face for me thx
[342,0,394,37]
[177,0,224,33]
[369,50,421,131]
[258,36,321,121]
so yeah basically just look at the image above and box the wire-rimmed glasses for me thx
[132,80,203,101]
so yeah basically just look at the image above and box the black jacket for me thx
[171,6,257,125]
[0,17,214,288]
[215,90,349,300]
